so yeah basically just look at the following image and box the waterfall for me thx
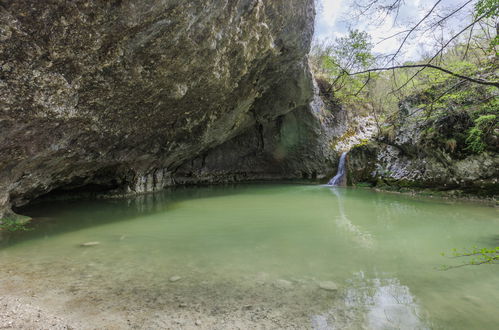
[328,152,348,186]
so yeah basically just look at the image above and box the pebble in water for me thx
[80,242,100,247]
[274,279,293,289]
[318,281,338,291]
[169,276,182,282]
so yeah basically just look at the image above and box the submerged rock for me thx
[80,242,100,247]
[169,276,182,282]
[318,281,338,291]
[274,279,293,289]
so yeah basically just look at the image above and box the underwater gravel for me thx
[0,295,78,329]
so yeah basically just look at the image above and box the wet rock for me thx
[169,276,182,282]
[318,281,338,291]
[80,242,100,247]
[274,279,293,289]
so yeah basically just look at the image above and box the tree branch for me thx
[354,72,372,96]
[423,0,474,32]
[390,0,444,61]
[389,9,496,92]
[350,64,499,87]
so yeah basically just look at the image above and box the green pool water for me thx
[1,184,498,329]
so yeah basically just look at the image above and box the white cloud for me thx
[315,0,345,40]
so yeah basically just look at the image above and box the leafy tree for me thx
[475,0,499,18]
[311,29,375,102]
[313,0,498,138]
[475,0,499,51]
[344,0,499,88]
[332,29,375,73]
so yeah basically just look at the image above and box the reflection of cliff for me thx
[3,185,244,249]
[329,188,374,249]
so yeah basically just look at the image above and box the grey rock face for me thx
[174,83,339,185]
[348,129,499,197]
[0,0,324,217]
[347,85,498,197]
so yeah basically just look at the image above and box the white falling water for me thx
[328,152,347,186]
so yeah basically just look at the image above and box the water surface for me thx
[1,184,498,329]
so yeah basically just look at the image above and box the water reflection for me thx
[1,184,497,329]
[345,273,429,329]
[329,187,374,249]
[312,272,429,329]
[323,188,427,329]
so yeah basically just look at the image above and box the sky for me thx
[314,0,477,61]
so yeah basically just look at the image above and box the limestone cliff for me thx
[0,0,329,219]
[348,110,499,197]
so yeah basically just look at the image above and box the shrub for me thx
[465,114,497,153]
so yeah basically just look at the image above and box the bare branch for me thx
[393,10,494,92]
[376,29,411,45]
[423,0,474,32]
[354,72,372,96]
[462,23,475,60]
[350,63,499,87]
[390,0,444,61]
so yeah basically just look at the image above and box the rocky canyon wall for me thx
[0,0,342,219]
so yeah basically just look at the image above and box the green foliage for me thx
[311,29,375,104]
[333,29,375,71]
[474,0,499,18]
[417,95,497,158]
[466,126,487,153]
[379,125,396,141]
[440,246,499,270]
[354,182,373,187]
[312,5,498,156]
[465,114,497,153]
[0,216,31,232]
[476,96,499,115]
[353,138,370,148]
[474,0,499,52]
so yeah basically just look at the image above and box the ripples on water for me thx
[0,184,498,329]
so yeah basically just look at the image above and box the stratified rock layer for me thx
[0,0,332,217]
